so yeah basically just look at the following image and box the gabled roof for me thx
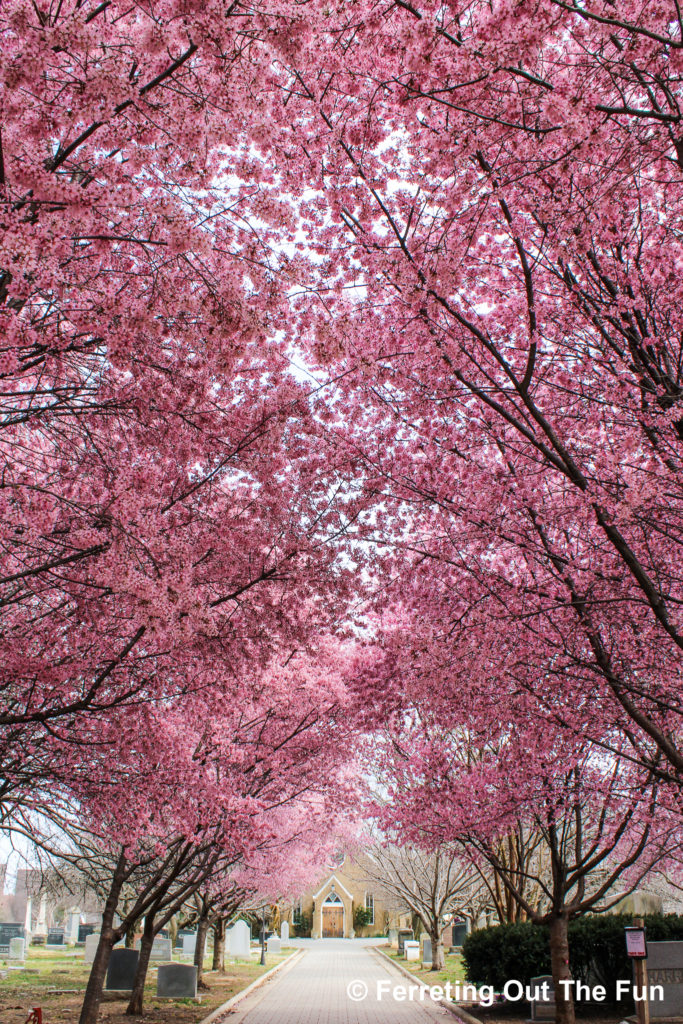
[312,874,354,901]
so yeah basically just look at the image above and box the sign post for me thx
[626,918,650,1024]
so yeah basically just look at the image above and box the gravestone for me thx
[451,922,467,947]
[66,908,81,944]
[47,928,64,946]
[9,937,25,960]
[225,925,234,956]
[24,897,32,945]
[78,924,95,943]
[157,963,197,999]
[231,920,251,960]
[0,923,24,954]
[34,894,48,942]
[388,928,398,946]
[84,934,100,963]
[422,936,432,966]
[267,935,281,955]
[106,948,139,991]
[281,921,290,945]
[397,929,414,954]
[181,933,196,956]
[149,937,172,961]
[530,975,555,1021]
[644,941,683,1017]
[404,940,420,962]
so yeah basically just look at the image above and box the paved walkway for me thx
[223,940,452,1024]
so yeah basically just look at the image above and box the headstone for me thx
[0,923,24,954]
[267,935,281,955]
[422,936,432,965]
[149,936,172,961]
[35,894,48,940]
[404,940,420,962]
[231,920,251,960]
[84,934,100,963]
[47,928,64,946]
[182,933,196,956]
[9,937,25,960]
[157,963,197,999]
[645,941,683,1017]
[281,921,290,944]
[397,929,414,954]
[78,924,95,943]
[530,975,555,1021]
[105,947,139,991]
[451,922,467,947]
[66,908,81,944]
[225,925,234,955]
[24,897,32,944]
[388,928,398,946]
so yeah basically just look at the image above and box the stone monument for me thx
[149,936,172,961]
[84,934,100,963]
[645,941,683,1018]
[231,920,251,960]
[404,940,420,961]
[281,920,290,945]
[157,963,198,999]
[105,948,139,992]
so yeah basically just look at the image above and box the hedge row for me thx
[462,914,683,1001]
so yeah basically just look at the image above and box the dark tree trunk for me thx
[212,917,226,972]
[194,909,211,990]
[79,856,126,1024]
[430,926,445,970]
[549,915,574,1024]
[126,912,156,1015]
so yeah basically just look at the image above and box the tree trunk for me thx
[79,857,126,1024]
[212,917,226,972]
[126,913,156,1015]
[125,922,137,948]
[549,915,574,1024]
[431,927,445,970]
[194,910,211,990]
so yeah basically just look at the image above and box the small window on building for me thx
[365,893,374,925]
[293,900,303,925]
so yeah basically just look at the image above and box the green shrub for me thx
[462,914,683,1003]
[292,913,312,938]
[353,906,373,931]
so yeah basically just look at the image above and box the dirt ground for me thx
[1,946,286,1024]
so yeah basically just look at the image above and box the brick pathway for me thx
[223,940,452,1024]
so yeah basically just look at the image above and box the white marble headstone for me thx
[231,920,251,960]
[9,937,25,960]
[280,921,290,944]
[267,935,281,955]
[84,934,100,963]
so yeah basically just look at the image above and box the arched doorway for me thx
[322,891,344,938]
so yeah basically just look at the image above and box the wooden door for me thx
[322,906,344,938]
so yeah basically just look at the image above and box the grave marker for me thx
[231,920,251,960]
[157,963,197,999]
[149,936,172,961]
[529,975,555,1021]
[105,948,139,992]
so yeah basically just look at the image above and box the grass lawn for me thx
[0,945,290,1024]
[383,947,467,993]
